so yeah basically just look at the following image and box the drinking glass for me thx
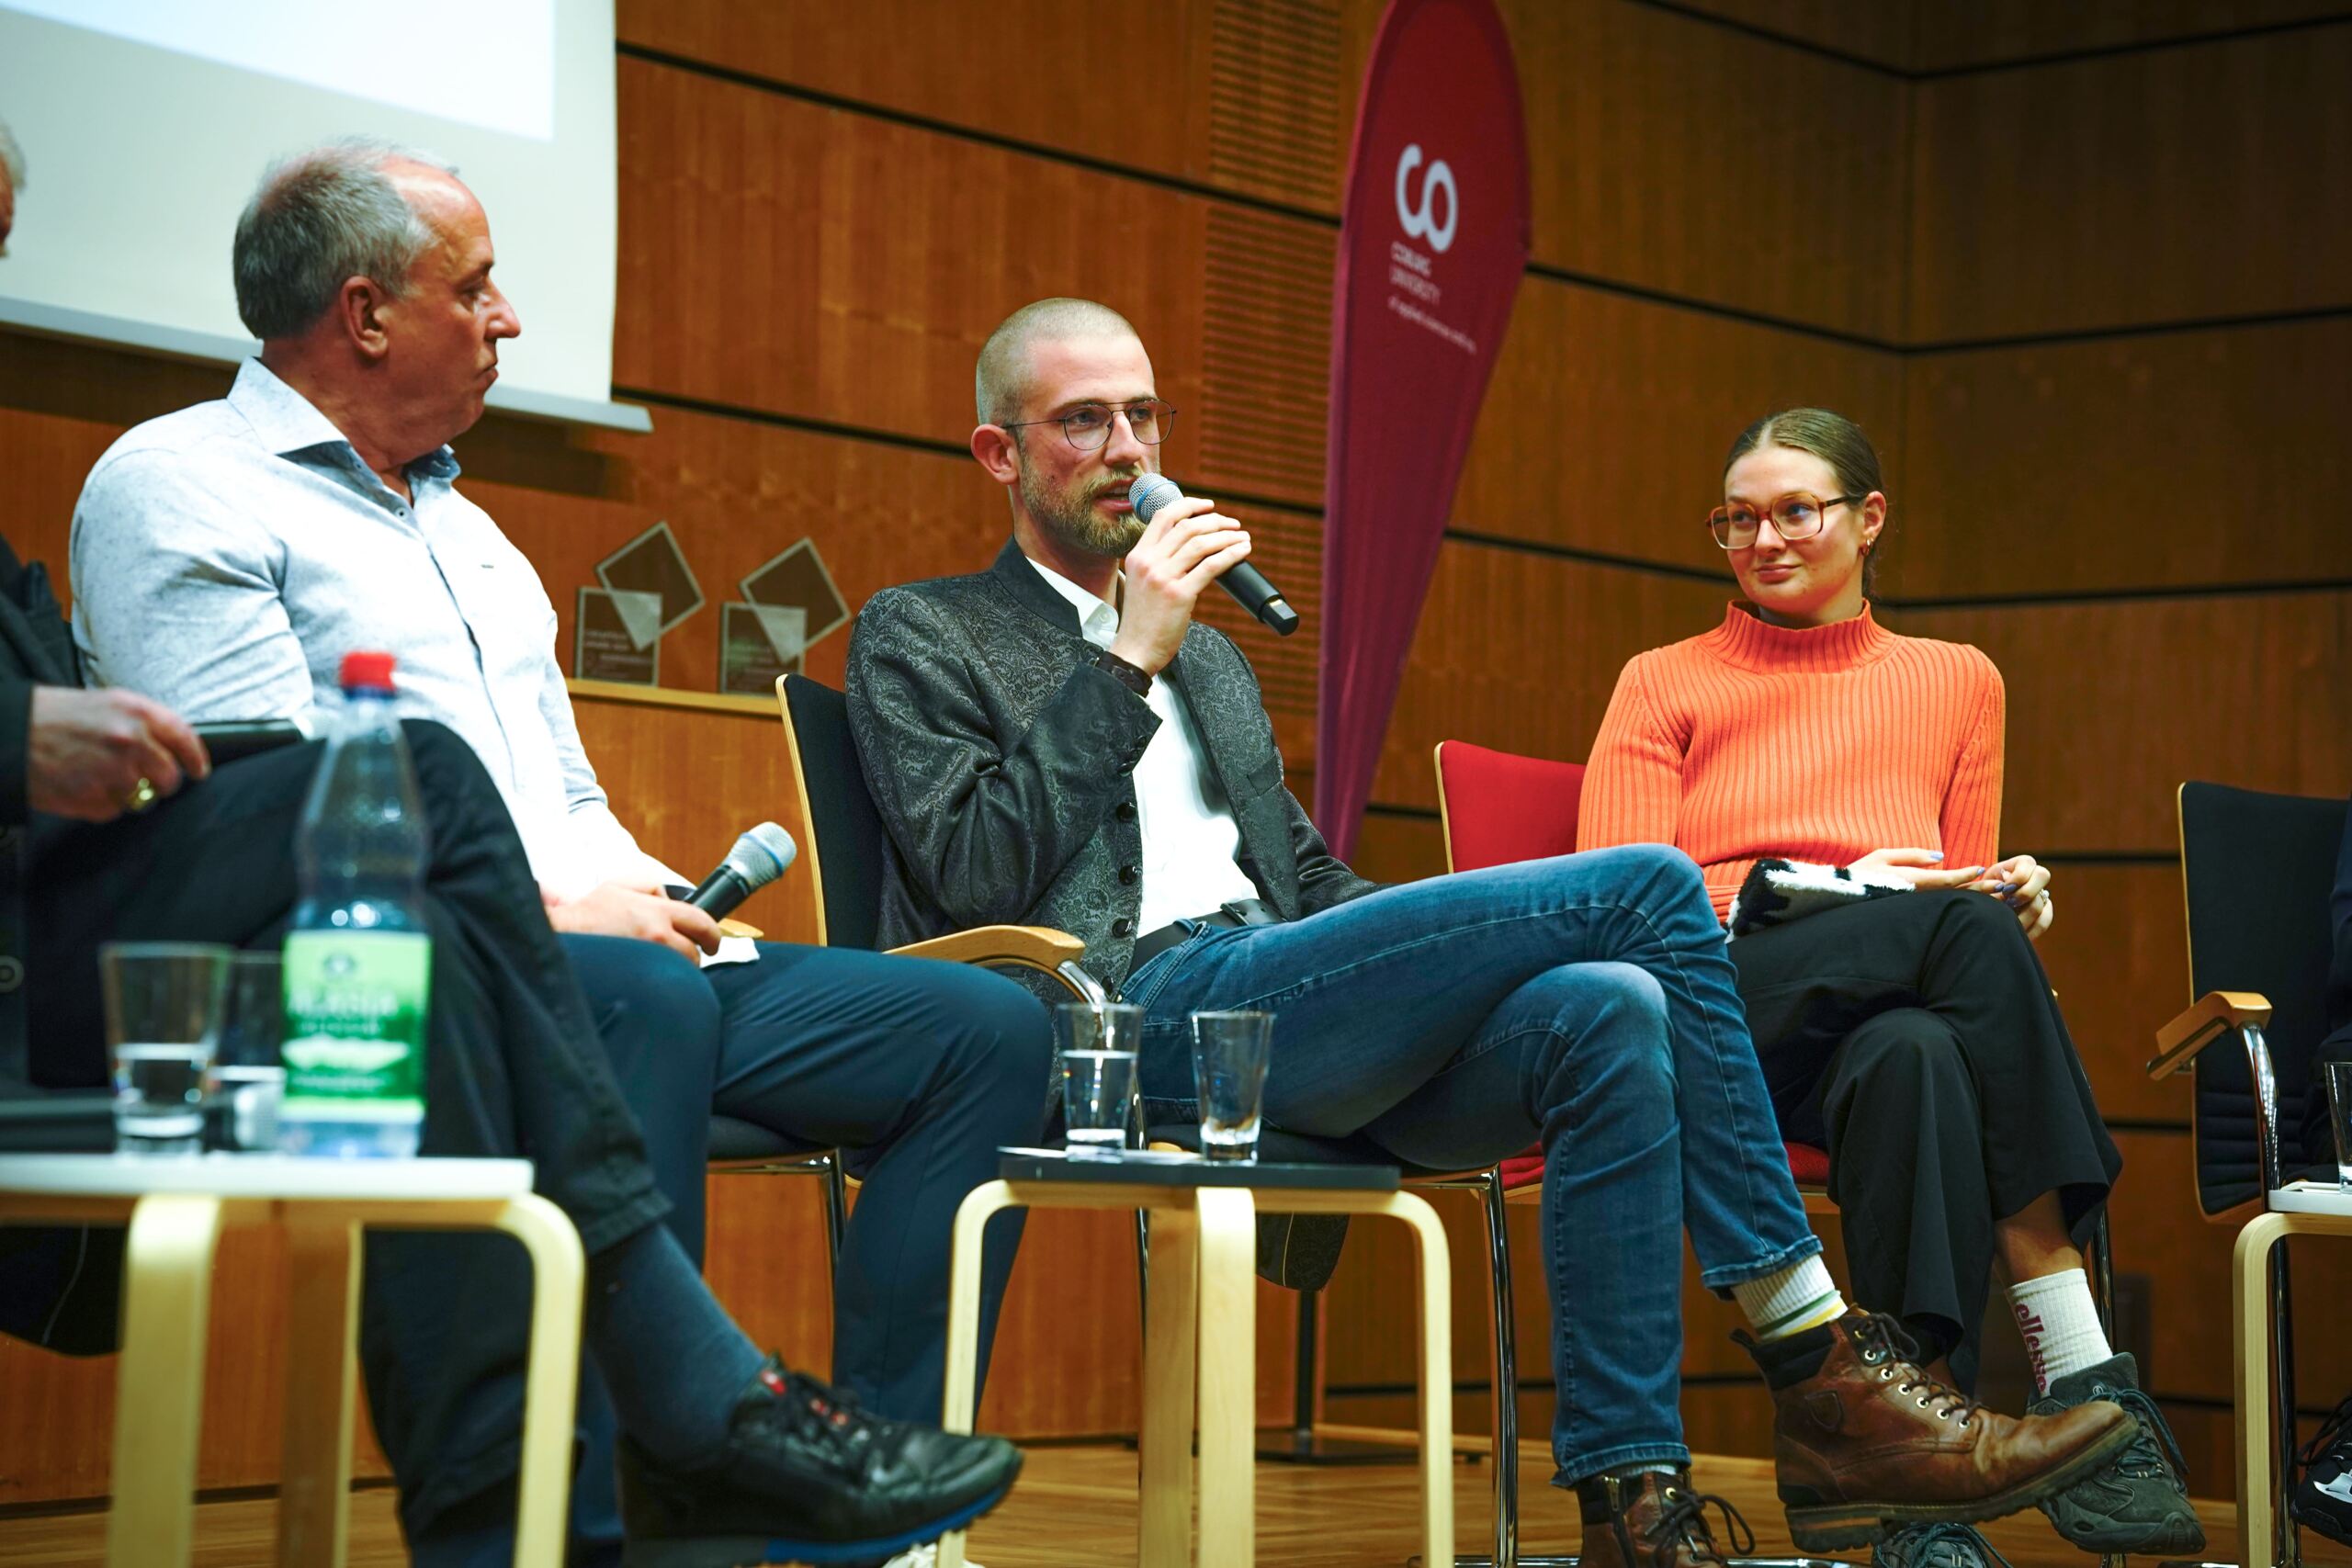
[99,942,229,1156]
[2326,1059,2352,1190]
[1191,1010,1272,1161]
[1055,1003,1141,1157]
[213,953,286,1153]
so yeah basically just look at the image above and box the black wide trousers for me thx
[1730,887,2121,1386]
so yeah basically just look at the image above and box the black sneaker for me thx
[1872,1522,2007,1568]
[2293,1393,2352,1546]
[2028,1352,2205,1554]
[616,1357,1023,1567]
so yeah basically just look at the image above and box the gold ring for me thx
[125,777,159,813]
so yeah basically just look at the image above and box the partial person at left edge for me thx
[0,108,217,1101]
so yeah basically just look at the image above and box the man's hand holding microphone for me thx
[1104,484,1257,677]
[1105,473,1299,682]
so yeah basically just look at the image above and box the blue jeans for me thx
[1121,845,1817,1483]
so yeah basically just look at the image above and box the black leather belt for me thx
[1128,897,1281,969]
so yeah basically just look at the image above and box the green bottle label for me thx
[281,931,430,1121]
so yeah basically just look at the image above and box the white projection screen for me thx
[0,0,644,429]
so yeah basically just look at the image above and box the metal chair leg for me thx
[820,1153,847,1289]
[1292,1286,1320,1448]
[2272,1237,2302,1568]
[1257,1280,1419,1463]
[1446,1170,1581,1568]
[2089,1205,2116,1341]
[1134,1208,1150,1326]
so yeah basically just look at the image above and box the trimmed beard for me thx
[1018,445,1146,559]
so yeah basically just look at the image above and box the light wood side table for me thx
[938,1152,1453,1568]
[0,1154,582,1568]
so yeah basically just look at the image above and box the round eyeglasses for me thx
[999,400,1177,452]
[1706,492,1860,550]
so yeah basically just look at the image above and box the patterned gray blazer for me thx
[846,539,1381,995]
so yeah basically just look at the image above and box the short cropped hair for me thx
[232,138,456,340]
[0,114,25,190]
[974,298,1139,425]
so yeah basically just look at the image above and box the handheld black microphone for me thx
[1129,475,1301,637]
[684,822,798,919]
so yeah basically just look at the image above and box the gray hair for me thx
[0,113,25,190]
[232,137,457,340]
[975,298,1139,424]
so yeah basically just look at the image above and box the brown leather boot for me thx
[1575,1468,1757,1568]
[1737,1310,2135,1551]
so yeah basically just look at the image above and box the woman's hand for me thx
[1974,853,2055,941]
[1849,848,1985,889]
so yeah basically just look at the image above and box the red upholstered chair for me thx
[1437,739,1847,1215]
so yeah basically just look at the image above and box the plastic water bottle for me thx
[278,651,432,1158]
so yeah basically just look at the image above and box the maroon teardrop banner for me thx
[1316,0,1529,861]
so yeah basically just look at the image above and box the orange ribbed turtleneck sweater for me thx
[1576,603,2007,920]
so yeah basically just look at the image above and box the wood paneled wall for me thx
[1,0,2344,1512]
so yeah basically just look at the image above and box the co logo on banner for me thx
[1394,143,1458,254]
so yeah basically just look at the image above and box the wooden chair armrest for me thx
[888,925,1086,970]
[2147,989,2274,1079]
[716,919,763,940]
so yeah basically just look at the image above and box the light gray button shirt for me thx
[70,359,673,897]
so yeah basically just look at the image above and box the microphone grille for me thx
[729,822,799,888]
[1128,474,1180,525]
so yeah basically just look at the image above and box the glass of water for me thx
[99,942,230,1156]
[1056,1002,1141,1158]
[2326,1059,2352,1190]
[213,953,286,1153]
[1191,1010,1272,1160]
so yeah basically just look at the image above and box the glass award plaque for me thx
[574,588,662,683]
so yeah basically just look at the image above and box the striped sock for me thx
[1733,1256,1848,1341]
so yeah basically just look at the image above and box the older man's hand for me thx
[541,880,722,963]
[27,686,210,823]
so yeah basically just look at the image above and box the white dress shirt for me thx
[71,360,677,900]
[1025,557,1261,931]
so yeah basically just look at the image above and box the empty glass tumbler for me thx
[214,952,287,1152]
[1191,1010,1272,1161]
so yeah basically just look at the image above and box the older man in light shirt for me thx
[70,138,1046,1568]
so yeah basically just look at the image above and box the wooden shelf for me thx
[565,677,775,718]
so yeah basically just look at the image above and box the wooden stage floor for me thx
[0,1443,2264,1566]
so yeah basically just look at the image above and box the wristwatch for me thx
[1093,647,1153,697]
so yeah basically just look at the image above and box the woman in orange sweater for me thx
[1579,410,2198,1564]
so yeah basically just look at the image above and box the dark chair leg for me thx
[1257,1284,1418,1464]
[819,1152,847,1289]
[2089,1205,2116,1341]
[1293,1286,1321,1448]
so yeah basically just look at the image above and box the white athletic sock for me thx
[1733,1256,1847,1341]
[2007,1268,2112,1395]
